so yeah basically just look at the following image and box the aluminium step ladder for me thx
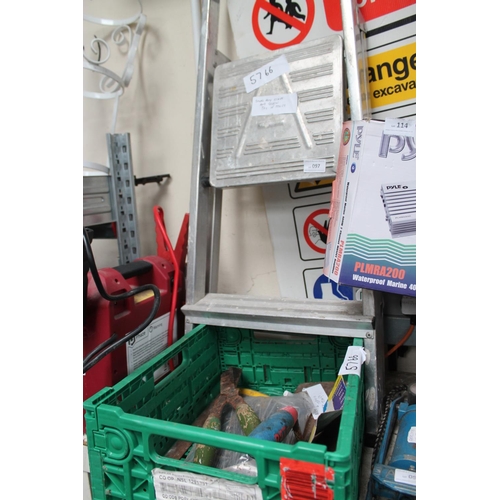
[181,0,382,435]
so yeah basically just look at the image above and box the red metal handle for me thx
[153,206,180,372]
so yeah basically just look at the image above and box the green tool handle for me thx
[235,401,261,435]
[193,416,220,466]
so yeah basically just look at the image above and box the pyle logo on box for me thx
[385,184,409,190]
[379,134,416,161]
[352,125,364,160]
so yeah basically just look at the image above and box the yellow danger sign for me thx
[294,179,334,193]
[368,42,416,109]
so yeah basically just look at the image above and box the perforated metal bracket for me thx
[107,133,141,265]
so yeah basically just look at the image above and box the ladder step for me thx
[182,293,373,337]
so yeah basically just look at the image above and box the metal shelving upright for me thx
[83,133,141,265]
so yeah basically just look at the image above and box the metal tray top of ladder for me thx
[210,35,344,188]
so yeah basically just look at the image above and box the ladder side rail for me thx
[342,0,380,435]
[340,0,371,120]
[361,289,386,436]
[186,0,221,307]
[208,187,223,294]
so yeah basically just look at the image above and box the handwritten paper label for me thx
[302,384,329,420]
[339,346,366,377]
[244,55,290,93]
[251,93,297,116]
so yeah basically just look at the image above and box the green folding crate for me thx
[84,324,365,500]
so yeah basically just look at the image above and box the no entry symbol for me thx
[252,0,315,51]
[303,208,329,254]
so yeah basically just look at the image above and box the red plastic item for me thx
[281,457,334,500]
[83,256,175,400]
[83,208,189,432]
[323,0,416,32]
[153,206,189,372]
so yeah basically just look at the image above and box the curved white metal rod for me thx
[83,0,143,27]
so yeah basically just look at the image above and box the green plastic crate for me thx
[84,325,365,500]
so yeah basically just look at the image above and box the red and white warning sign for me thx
[292,204,330,260]
[230,1,416,300]
[251,0,315,52]
[264,184,331,297]
[303,208,329,255]
[229,0,330,59]
[323,0,416,31]
[228,0,416,59]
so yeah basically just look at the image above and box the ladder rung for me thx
[182,293,373,337]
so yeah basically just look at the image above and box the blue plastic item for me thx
[390,402,416,471]
[367,397,416,500]
[249,405,298,442]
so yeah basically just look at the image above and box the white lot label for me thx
[384,118,416,137]
[251,93,297,116]
[244,54,290,93]
[408,426,416,443]
[126,313,175,380]
[339,346,366,377]
[304,159,326,173]
[152,469,263,500]
[394,469,416,486]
